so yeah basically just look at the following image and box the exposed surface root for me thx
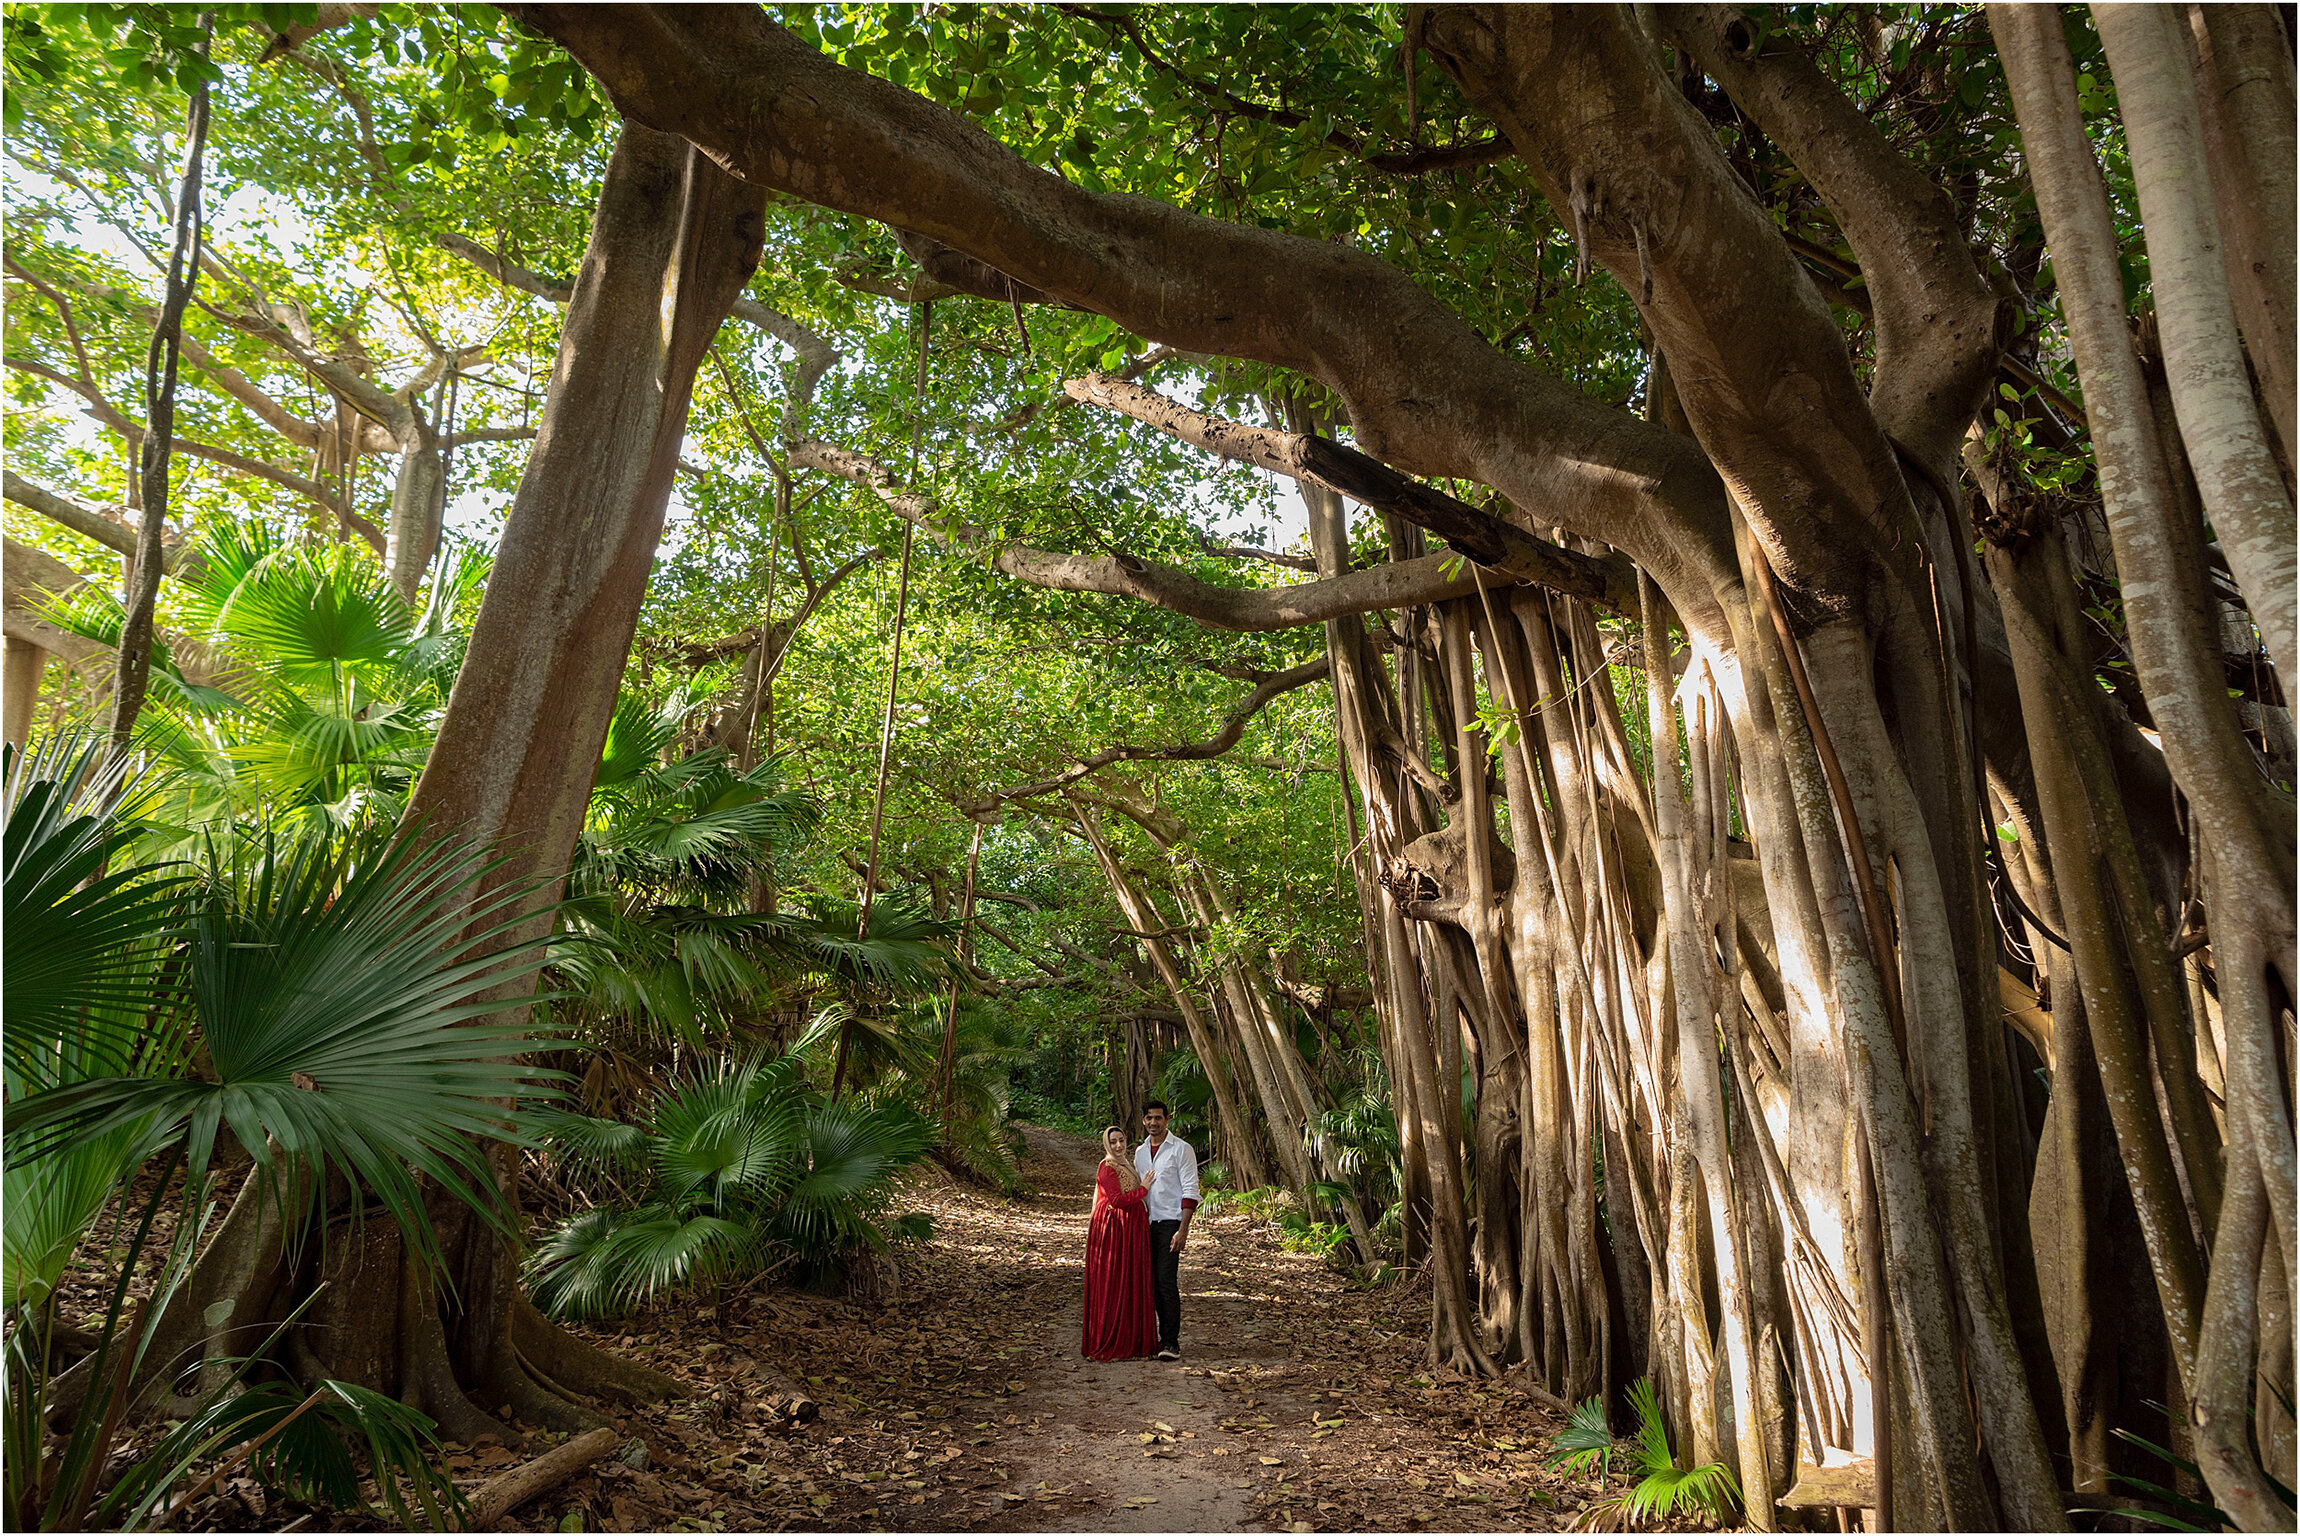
[399,1246,521,1449]
[511,1296,682,1408]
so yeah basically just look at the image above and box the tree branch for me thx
[257,2,380,63]
[1422,5,1915,611]
[975,656,1332,808]
[1065,371,1638,613]
[213,303,415,440]
[447,425,539,449]
[6,354,374,545]
[1672,5,2000,464]
[4,472,138,557]
[506,4,1742,640]
[3,536,108,666]
[3,254,100,393]
[787,436,1512,631]
[1194,529,1319,573]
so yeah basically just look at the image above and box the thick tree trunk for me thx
[323,123,763,1433]
[2187,4,2298,473]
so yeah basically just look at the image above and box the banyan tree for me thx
[479,6,2291,1525]
[11,4,2290,1530]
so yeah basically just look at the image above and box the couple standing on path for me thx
[1081,1101,1200,1362]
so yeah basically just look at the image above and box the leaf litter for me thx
[148,1126,1596,1531]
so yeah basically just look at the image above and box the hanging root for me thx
[1569,169,1593,286]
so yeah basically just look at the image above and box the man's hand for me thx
[1171,1223,1190,1255]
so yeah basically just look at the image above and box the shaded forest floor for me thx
[88,1127,1605,1532]
[506,1125,1587,1533]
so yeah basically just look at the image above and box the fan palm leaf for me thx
[6,830,565,1261]
[211,543,413,695]
[2,1127,152,1309]
[529,1052,930,1318]
[786,1099,937,1211]
[648,1061,805,1205]
[591,690,698,798]
[526,1203,755,1319]
[793,899,955,994]
[527,1109,650,1175]
[3,739,193,1092]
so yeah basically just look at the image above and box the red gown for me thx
[1083,1163,1156,1361]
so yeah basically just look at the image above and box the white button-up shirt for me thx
[1133,1133,1201,1223]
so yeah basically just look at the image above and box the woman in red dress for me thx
[1083,1125,1156,1361]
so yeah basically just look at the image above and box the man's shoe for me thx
[1157,1347,1180,1361]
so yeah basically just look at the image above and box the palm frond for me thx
[98,1376,463,1528]
[787,1099,936,1210]
[3,738,194,1093]
[212,543,414,692]
[7,830,566,1265]
[526,1203,754,1318]
[529,1110,651,1174]
[1550,1394,1615,1479]
[1625,1376,1673,1473]
[792,899,955,995]
[648,1061,804,1204]
[592,689,701,796]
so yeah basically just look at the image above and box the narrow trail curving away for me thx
[510,1126,1584,1533]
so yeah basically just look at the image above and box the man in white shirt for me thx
[1133,1100,1200,1361]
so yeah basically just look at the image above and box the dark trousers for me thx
[1149,1219,1182,1351]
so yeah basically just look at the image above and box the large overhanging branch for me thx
[888,231,1075,310]
[4,471,204,580]
[786,436,1509,632]
[1670,5,1999,468]
[1065,370,1638,614]
[972,655,1332,810]
[5,472,139,559]
[500,4,1742,640]
[1421,5,1921,610]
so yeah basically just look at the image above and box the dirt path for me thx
[490,1126,1584,1534]
[971,1125,1260,1531]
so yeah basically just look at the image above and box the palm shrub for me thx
[527,1051,938,1318]
[1311,1061,1405,1219]
[573,689,819,908]
[1549,1377,1741,1532]
[776,897,957,1102]
[3,741,192,1314]
[40,527,484,858]
[544,690,829,1109]
[2,740,557,1531]
[924,1001,1032,1193]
